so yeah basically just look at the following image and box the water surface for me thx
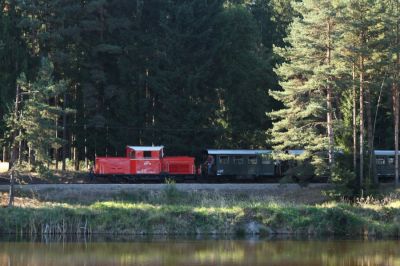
[0,237,399,266]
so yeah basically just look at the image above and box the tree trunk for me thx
[359,54,365,188]
[326,20,334,177]
[327,87,334,170]
[366,87,375,184]
[395,3,400,187]
[62,93,67,171]
[73,144,79,171]
[394,81,399,187]
[353,63,357,174]
[85,125,88,169]
[2,146,6,162]
[73,84,79,171]
[18,131,22,165]
[28,145,32,167]
[55,96,59,170]
[9,84,20,207]
[8,170,15,207]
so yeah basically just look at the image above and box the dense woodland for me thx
[0,0,292,168]
[0,0,400,190]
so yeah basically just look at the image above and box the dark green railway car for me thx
[375,150,399,177]
[207,149,275,177]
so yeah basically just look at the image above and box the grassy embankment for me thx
[1,184,400,236]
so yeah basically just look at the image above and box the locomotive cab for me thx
[126,146,163,175]
[126,146,163,159]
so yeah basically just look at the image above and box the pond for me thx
[0,237,399,266]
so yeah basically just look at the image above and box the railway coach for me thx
[204,149,276,178]
[375,150,400,178]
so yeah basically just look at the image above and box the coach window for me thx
[219,156,229,164]
[262,155,272,165]
[388,158,395,165]
[376,158,385,165]
[144,151,152,158]
[248,156,257,165]
[233,156,244,165]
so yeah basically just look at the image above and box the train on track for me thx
[94,146,399,182]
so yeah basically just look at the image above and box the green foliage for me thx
[269,0,400,190]
[3,58,70,168]
[269,0,343,175]
[213,4,274,148]
[326,160,357,199]
[3,191,400,236]
[36,164,57,180]
[0,0,31,144]
[20,59,67,164]
[162,179,183,204]
[1,0,292,163]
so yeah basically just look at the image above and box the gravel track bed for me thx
[0,183,331,205]
[0,183,329,192]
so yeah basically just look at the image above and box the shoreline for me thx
[1,183,399,237]
[1,203,398,237]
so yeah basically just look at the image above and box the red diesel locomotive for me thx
[94,146,196,180]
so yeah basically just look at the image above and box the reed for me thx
[2,186,400,236]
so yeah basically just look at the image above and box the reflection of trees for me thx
[1,240,400,265]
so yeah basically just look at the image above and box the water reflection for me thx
[0,237,399,266]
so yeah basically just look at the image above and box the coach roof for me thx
[207,149,272,155]
[375,150,398,156]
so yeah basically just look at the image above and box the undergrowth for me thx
[2,187,400,236]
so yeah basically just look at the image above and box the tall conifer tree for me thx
[270,0,342,177]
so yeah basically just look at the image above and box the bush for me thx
[162,178,183,204]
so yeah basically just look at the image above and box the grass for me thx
[2,184,400,236]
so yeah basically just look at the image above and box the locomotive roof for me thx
[207,149,272,155]
[375,150,399,156]
[126,146,164,151]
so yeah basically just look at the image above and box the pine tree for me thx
[339,0,386,187]
[384,0,400,186]
[0,0,31,159]
[16,58,69,168]
[269,0,343,177]
[153,0,223,154]
[212,4,275,148]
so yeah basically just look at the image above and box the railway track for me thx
[0,182,330,192]
[0,183,331,205]
[0,173,328,185]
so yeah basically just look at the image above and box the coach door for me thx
[247,155,258,176]
[258,154,274,176]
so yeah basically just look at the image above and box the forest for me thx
[0,0,399,190]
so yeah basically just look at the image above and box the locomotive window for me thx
[388,158,395,165]
[233,156,244,165]
[248,156,257,165]
[219,156,229,164]
[144,151,152,158]
[376,158,385,165]
[129,151,135,158]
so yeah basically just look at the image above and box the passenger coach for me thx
[206,149,276,178]
[375,150,400,177]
